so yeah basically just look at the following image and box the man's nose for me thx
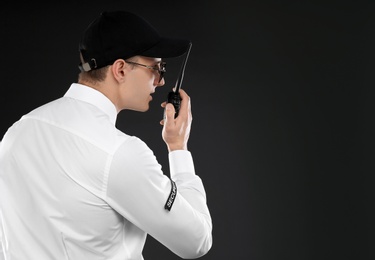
[156,77,165,87]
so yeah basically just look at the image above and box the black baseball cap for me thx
[79,11,191,72]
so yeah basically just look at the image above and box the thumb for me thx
[164,103,175,123]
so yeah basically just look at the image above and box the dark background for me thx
[1,1,375,259]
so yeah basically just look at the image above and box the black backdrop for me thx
[1,1,375,259]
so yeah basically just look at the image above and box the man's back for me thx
[0,84,133,259]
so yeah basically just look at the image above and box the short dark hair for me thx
[78,65,109,83]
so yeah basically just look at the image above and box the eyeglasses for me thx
[125,60,166,83]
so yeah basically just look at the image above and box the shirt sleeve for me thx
[105,137,212,259]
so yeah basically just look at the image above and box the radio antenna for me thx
[174,42,192,92]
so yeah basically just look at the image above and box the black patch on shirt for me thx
[164,180,177,211]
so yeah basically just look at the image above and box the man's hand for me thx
[160,89,192,152]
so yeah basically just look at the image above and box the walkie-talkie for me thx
[166,42,192,118]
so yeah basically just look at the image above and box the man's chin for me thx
[131,107,149,112]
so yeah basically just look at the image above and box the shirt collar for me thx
[64,83,118,125]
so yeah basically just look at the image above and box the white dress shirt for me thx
[0,83,212,260]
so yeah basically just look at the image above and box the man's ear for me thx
[111,59,127,83]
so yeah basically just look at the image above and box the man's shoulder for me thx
[21,97,130,154]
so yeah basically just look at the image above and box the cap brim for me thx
[141,37,191,58]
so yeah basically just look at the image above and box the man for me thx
[0,11,212,259]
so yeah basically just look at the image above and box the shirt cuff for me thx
[168,150,195,179]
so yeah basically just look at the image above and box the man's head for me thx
[78,11,190,72]
[77,11,191,113]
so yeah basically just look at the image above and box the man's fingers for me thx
[177,89,190,118]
